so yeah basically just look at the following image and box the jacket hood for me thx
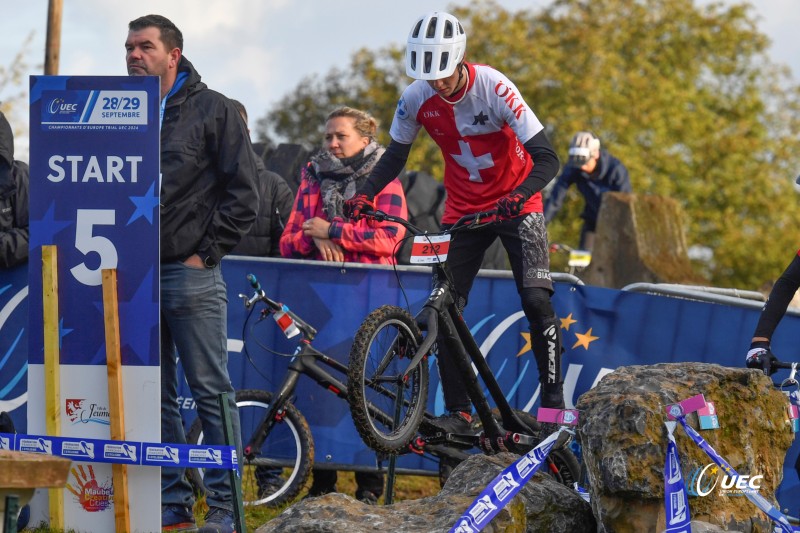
[167,56,205,107]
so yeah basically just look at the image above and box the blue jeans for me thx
[160,261,241,511]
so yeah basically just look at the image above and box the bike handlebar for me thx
[242,273,318,340]
[362,208,498,236]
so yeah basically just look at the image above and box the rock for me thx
[583,192,706,288]
[256,452,595,533]
[576,363,793,532]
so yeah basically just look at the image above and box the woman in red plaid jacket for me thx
[279,106,407,264]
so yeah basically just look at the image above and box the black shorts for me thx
[444,212,552,302]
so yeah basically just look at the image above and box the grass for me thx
[19,473,441,533]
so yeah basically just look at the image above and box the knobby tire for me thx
[348,305,429,454]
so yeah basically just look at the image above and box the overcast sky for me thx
[2,0,799,161]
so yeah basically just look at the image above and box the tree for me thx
[259,0,800,289]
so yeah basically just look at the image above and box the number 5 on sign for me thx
[70,209,118,286]
[410,234,451,264]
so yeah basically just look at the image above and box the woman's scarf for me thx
[310,140,384,219]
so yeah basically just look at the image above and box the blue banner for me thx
[0,264,28,431]
[5,256,800,512]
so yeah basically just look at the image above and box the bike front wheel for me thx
[186,389,314,507]
[348,305,429,454]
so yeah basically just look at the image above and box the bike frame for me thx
[371,209,541,450]
[242,285,441,460]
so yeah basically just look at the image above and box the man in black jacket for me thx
[0,111,29,269]
[126,15,258,533]
[229,99,293,257]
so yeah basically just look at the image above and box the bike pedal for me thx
[444,432,478,449]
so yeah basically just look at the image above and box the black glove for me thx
[343,194,374,221]
[746,341,779,375]
[496,192,528,219]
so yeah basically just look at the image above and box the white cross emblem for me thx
[451,140,494,182]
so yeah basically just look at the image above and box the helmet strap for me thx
[440,64,469,104]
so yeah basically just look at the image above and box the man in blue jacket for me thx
[544,131,631,251]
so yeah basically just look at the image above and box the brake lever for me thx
[239,291,261,309]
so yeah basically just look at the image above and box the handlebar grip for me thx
[247,273,261,290]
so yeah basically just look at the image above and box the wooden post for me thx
[41,245,63,528]
[102,269,130,533]
[44,0,63,75]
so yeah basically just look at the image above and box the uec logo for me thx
[48,98,79,115]
[688,464,763,496]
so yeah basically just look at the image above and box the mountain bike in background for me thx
[548,242,591,276]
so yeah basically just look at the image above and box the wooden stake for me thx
[102,269,130,533]
[44,0,63,75]
[41,245,63,528]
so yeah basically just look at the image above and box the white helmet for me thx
[568,132,601,166]
[406,12,466,80]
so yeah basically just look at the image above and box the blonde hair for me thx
[326,107,378,141]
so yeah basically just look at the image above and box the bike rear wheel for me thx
[348,305,429,454]
[186,389,314,507]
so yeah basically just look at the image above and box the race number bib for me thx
[410,234,451,264]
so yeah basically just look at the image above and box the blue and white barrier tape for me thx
[675,418,799,533]
[447,427,571,533]
[664,421,692,532]
[0,432,238,473]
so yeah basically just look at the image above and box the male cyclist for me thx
[544,131,631,251]
[345,11,565,438]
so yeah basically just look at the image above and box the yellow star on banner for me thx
[517,332,531,357]
[560,313,577,331]
[572,328,599,350]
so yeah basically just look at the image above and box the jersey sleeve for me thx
[389,83,425,144]
[481,65,543,143]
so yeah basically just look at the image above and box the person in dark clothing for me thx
[543,131,631,251]
[0,110,29,269]
[745,249,800,373]
[126,14,258,533]
[745,248,800,486]
[229,99,294,257]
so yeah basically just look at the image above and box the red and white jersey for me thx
[390,62,544,223]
